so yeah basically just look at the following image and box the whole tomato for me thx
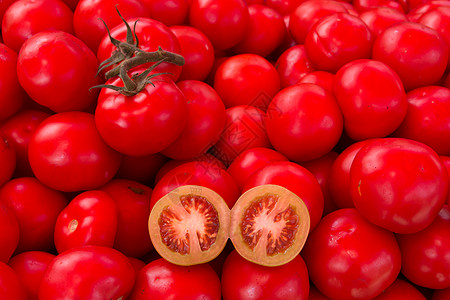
[0,261,27,300]
[359,7,409,38]
[0,204,19,263]
[275,45,315,89]
[0,177,68,253]
[29,111,122,192]
[350,138,449,234]
[297,71,335,92]
[302,208,402,300]
[39,245,136,300]
[17,30,102,112]
[221,250,309,300]
[129,257,221,299]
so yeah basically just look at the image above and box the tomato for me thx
[265,83,343,162]
[396,205,450,289]
[189,0,249,50]
[0,203,19,263]
[359,7,409,38]
[0,134,15,187]
[95,74,188,156]
[265,0,304,15]
[0,177,68,253]
[0,261,27,300]
[232,4,286,57]
[243,160,324,231]
[407,0,450,21]
[372,22,448,91]
[143,0,189,26]
[101,179,154,258]
[432,287,450,300]
[170,25,215,81]
[161,80,226,160]
[373,279,427,300]
[1,0,74,53]
[214,54,280,110]
[8,251,56,300]
[211,105,271,166]
[73,0,150,53]
[0,43,27,121]
[115,153,168,186]
[441,155,450,205]
[221,250,309,300]
[297,70,335,92]
[275,45,315,89]
[39,245,136,300]
[333,59,408,141]
[302,208,402,300]
[129,257,221,299]
[350,138,449,234]
[353,0,405,13]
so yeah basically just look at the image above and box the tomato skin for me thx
[0,204,19,263]
[8,251,56,300]
[275,45,315,89]
[39,245,136,300]
[441,155,450,205]
[0,261,27,300]
[372,279,427,300]
[396,205,450,289]
[393,86,450,156]
[297,70,335,92]
[333,59,408,141]
[265,83,343,162]
[189,0,249,50]
[350,138,449,234]
[359,7,408,38]
[302,208,402,300]
[265,0,304,15]
[143,0,189,26]
[0,177,68,253]
[129,258,221,299]
[1,0,74,53]
[0,134,15,187]
[0,43,27,121]
[101,179,154,258]
[115,153,168,186]
[417,0,450,55]
[372,22,448,91]
[353,0,405,13]
[161,80,226,160]
[221,250,309,300]
[432,287,450,300]
[95,75,188,156]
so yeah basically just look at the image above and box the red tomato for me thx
[243,160,324,231]
[372,22,448,91]
[115,153,168,186]
[101,179,154,258]
[432,287,450,300]
[142,0,189,26]
[407,0,450,21]
[232,4,286,57]
[353,0,405,13]
[39,245,136,300]
[170,25,215,81]
[29,112,122,192]
[305,12,374,73]
[0,134,15,187]
[0,43,27,121]
[393,86,450,156]
[95,74,188,156]
[297,70,335,92]
[265,0,304,15]
[54,190,118,254]
[265,83,343,162]
[221,250,309,300]
[214,54,280,110]
[161,80,226,160]
[0,204,19,263]
[333,59,408,141]
[350,138,449,234]
[8,251,56,300]
[0,261,27,300]
[1,0,74,53]
[275,45,315,89]
[189,0,249,50]
[396,205,450,289]
[0,177,68,253]
[129,257,221,299]
[211,105,271,166]
[441,155,450,205]
[372,279,427,300]
[302,208,402,300]
[0,109,50,177]
[359,7,409,38]
[73,0,150,53]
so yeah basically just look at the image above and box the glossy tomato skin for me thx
[29,111,122,192]
[95,75,188,156]
[275,45,315,89]
[17,30,101,112]
[221,250,309,300]
[8,251,56,300]
[243,160,324,231]
[297,70,335,92]
[0,134,15,187]
[265,83,343,162]
[129,258,221,299]
[101,179,154,258]
[372,22,448,91]
[302,208,402,300]
[1,0,74,53]
[350,138,449,234]
[0,177,68,253]
[359,7,408,38]
[143,0,189,26]
[0,43,27,121]
[39,245,136,300]
[333,59,408,141]
[353,0,405,13]
[54,190,118,254]
[372,279,427,300]
[189,0,249,50]
[393,86,450,156]
[0,261,27,300]
[0,204,19,263]
[396,205,450,289]
[161,80,226,160]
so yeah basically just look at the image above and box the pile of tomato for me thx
[1,0,450,299]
